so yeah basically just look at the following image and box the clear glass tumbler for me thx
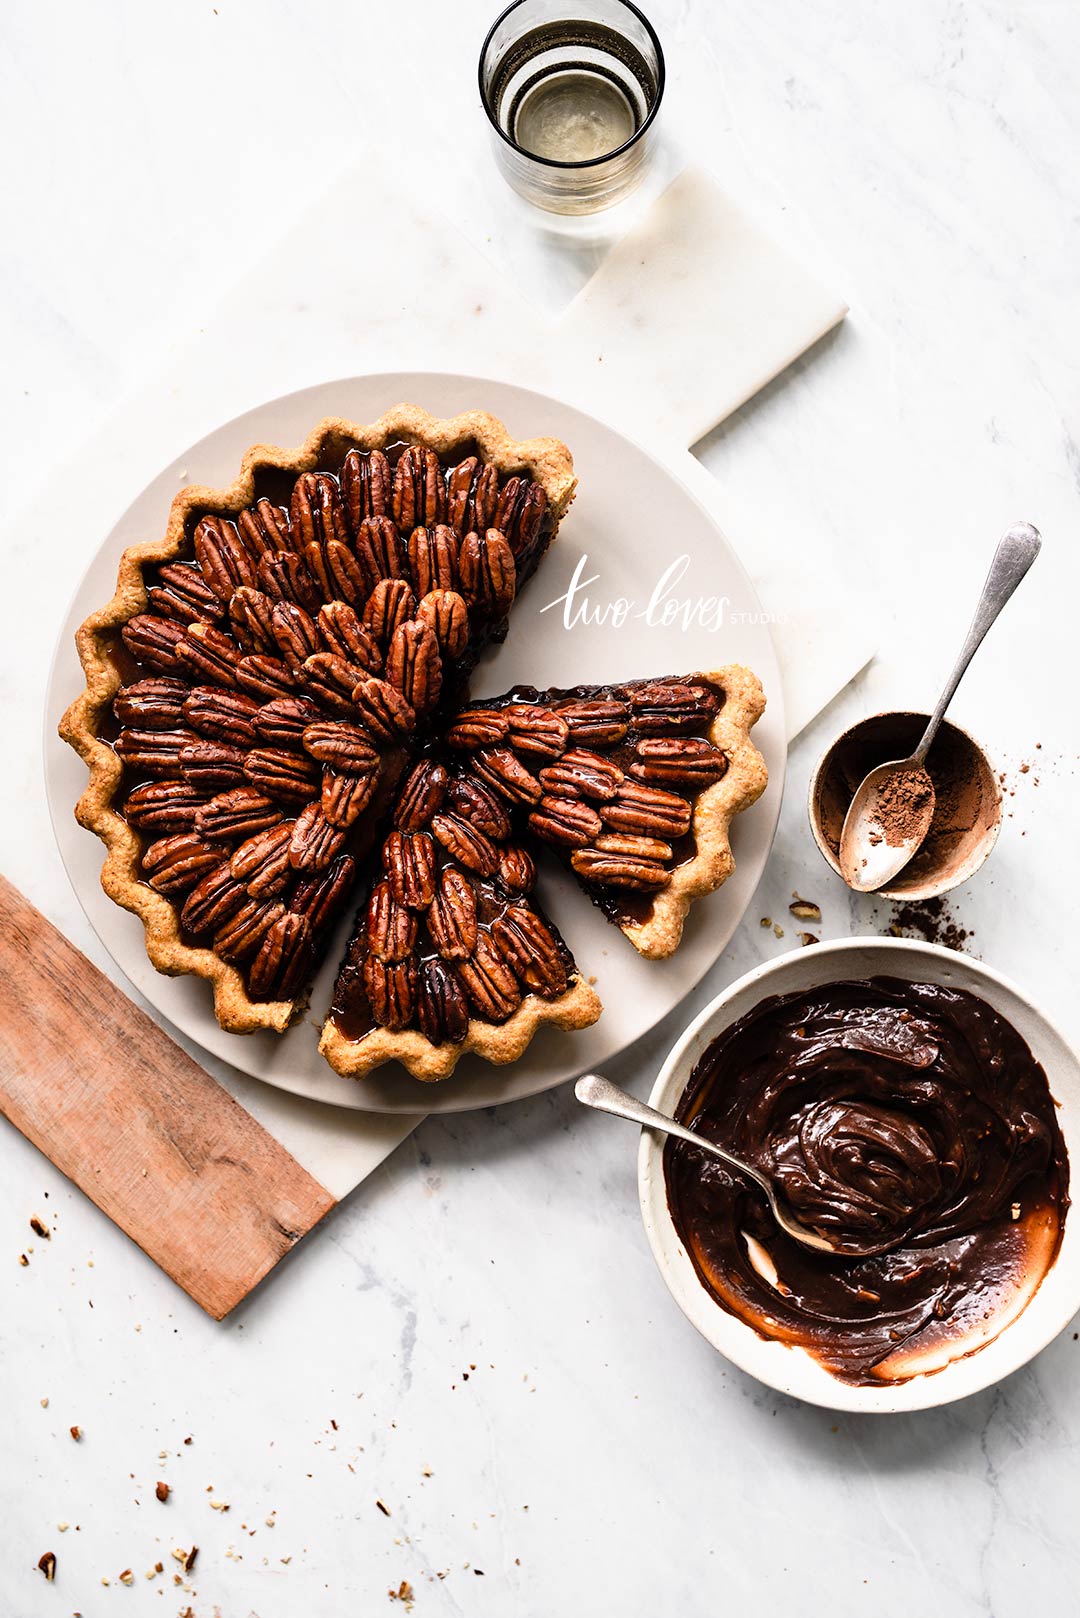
[478,0,665,216]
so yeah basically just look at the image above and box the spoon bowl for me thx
[839,759,936,892]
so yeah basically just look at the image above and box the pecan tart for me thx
[320,666,766,1080]
[59,406,578,1034]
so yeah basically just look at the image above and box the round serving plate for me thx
[45,373,785,1115]
[639,937,1080,1413]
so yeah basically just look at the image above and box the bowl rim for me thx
[637,935,1080,1413]
[806,710,1003,902]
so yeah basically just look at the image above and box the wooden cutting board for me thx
[0,874,336,1318]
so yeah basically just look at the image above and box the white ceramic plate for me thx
[639,937,1080,1412]
[45,373,784,1115]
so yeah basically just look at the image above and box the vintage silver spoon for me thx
[839,522,1041,894]
[574,1072,840,1254]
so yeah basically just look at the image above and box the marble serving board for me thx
[28,159,862,1287]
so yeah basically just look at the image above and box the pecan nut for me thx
[430,812,499,877]
[503,703,569,761]
[243,746,321,805]
[366,880,419,964]
[230,823,295,898]
[386,620,442,715]
[351,677,416,742]
[538,749,623,802]
[363,955,418,1030]
[495,476,547,560]
[257,550,322,613]
[248,911,313,1000]
[361,579,417,652]
[623,679,722,733]
[288,802,347,874]
[317,601,383,671]
[141,834,222,896]
[228,587,277,655]
[459,529,515,617]
[254,695,323,750]
[382,830,437,910]
[182,686,259,748]
[321,539,371,608]
[113,677,190,730]
[491,907,567,997]
[472,746,542,806]
[416,589,469,662]
[289,853,356,931]
[181,864,249,935]
[354,515,405,595]
[393,759,448,832]
[629,737,728,786]
[445,708,509,749]
[235,654,300,702]
[457,933,521,1023]
[601,781,693,839]
[446,456,499,537]
[527,794,603,849]
[125,780,208,836]
[393,445,445,532]
[555,698,629,747]
[213,898,286,964]
[322,767,379,828]
[446,774,511,840]
[175,623,242,688]
[193,514,256,601]
[425,868,478,961]
[114,727,198,777]
[408,525,459,596]
[237,498,292,558]
[301,652,370,715]
[341,447,392,532]
[149,564,225,626]
[290,471,348,553]
[121,613,188,672]
[497,843,536,894]
[301,720,378,774]
[570,845,672,892]
[418,957,470,1045]
[178,740,248,791]
[195,786,283,843]
[271,601,320,669]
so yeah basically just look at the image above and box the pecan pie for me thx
[60,406,579,1034]
[61,404,767,1082]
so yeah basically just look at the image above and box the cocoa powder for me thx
[874,765,934,848]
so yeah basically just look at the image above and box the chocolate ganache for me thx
[665,978,1069,1385]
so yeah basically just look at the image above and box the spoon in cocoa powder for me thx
[840,523,1041,893]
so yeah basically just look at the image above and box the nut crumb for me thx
[155,1481,171,1502]
[789,898,822,923]
[798,932,820,947]
[37,1551,56,1581]
[773,924,785,939]
[57,1522,69,1533]
[209,1497,230,1512]
[40,1397,49,1408]
[18,1253,28,1266]
[70,1425,82,1441]
[30,1216,50,1239]
[118,1569,134,1585]
[759,916,772,928]
[1011,1202,1021,1220]
[376,1498,391,1516]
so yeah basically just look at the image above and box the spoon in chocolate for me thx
[839,522,1041,893]
[574,1073,841,1254]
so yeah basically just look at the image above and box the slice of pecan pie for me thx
[319,666,764,1081]
[59,407,577,1034]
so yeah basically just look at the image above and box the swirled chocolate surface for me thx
[665,978,1069,1385]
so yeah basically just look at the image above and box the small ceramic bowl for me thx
[638,937,1080,1413]
[808,712,1002,901]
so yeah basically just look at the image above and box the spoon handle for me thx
[574,1072,763,1190]
[913,522,1041,764]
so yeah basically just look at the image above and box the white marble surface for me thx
[3,2,1080,1615]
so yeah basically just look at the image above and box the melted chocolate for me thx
[665,978,1069,1386]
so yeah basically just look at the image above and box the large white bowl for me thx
[638,937,1080,1413]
